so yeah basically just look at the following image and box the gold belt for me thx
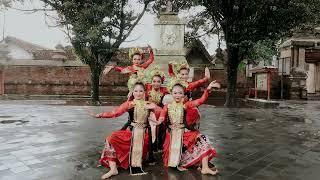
[130,122,147,128]
[169,123,185,129]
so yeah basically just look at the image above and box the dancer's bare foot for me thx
[177,166,187,171]
[201,167,218,175]
[101,169,118,179]
[198,166,217,171]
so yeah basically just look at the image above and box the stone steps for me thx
[307,92,320,100]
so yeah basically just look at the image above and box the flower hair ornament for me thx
[145,65,165,83]
[166,77,188,93]
[168,60,190,77]
[128,47,144,60]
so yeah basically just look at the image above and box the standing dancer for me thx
[158,78,220,175]
[95,75,157,179]
[168,60,210,100]
[103,45,154,75]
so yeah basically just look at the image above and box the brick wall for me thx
[4,66,129,96]
[3,65,252,98]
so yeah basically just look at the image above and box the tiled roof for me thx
[3,36,49,52]
[1,36,76,61]
[185,39,214,64]
[2,36,214,66]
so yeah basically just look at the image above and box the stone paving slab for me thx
[0,100,320,180]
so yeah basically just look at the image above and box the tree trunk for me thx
[90,64,102,105]
[224,44,240,107]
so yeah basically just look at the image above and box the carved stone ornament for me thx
[163,29,177,46]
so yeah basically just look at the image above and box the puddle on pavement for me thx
[0,116,14,118]
[75,163,91,171]
[43,98,252,108]
[66,147,103,171]
[289,117,308,123]
[0,120,29,124]
[59,120,76,124]
[46,99,125,106]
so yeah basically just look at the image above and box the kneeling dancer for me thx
[158,78,220,175]
[95,75,156,179]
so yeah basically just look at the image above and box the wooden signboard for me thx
[256,73,268,91]
[306,49,320,63]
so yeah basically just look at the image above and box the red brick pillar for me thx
[0,70,4,95]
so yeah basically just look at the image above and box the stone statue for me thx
[165,0,173,12]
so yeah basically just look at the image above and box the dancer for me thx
[95,75,157,179]
[168,60,212,129]
[158,78,220,175]
[168,60,210,100]
[145,66,168,153]
[145,66,168,108]
[103,45,154,75]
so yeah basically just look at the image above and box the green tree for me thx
[190,0,320,107]
[247,39,277,66]
[1,0,22,9]
[40,0,153,104]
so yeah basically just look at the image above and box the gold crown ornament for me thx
[145,65,165,83]
[127,73,146,93]
[128,47,144,59]
[169,60,190,77]
[166,77,188,93]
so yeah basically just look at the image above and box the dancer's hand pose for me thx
[102,45,154,75]
[207,80,221,90]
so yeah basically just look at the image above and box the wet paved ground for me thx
[0,100,320,180]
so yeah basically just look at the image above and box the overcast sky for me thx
[1,0,221,54]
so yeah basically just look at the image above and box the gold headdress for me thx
[166,77,188,93]
[127,73,146,93]
[168,60,190,77]
[129,47,144,59]
[145,65,165,83]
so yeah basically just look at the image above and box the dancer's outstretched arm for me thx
[113,66,127,72]
[185,80,220,109]
[96,101,134,118]
[157,105,168,125]
[168,63,175,77]
[184,90,209,109]
[102,65,127,75]
[145,101,163,119]
[186,67,210,91]
[141,45,154,69]
[186,78,208,92]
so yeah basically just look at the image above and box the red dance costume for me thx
[185,77,208,98]
[168,63,209,123]
[184,77,209,127]
[160,90,217,168]
[113,49,154,74]
[98,100,151,170]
